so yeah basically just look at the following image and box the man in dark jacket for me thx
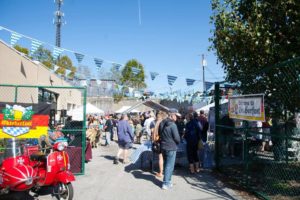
[104,115,114,146]
[159,108,181,190]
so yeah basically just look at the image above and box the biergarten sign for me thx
[228,94,265,122]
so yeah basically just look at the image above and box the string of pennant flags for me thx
[0,25,213,90]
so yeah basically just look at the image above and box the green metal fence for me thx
[214,58,300,200]
[0,84,87,175]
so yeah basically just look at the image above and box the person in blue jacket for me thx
[114,114,134,164]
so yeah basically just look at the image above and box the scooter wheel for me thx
[54,183,74,200]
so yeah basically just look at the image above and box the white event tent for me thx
[115,106,140,113]
[196,99,228,114]
[68,103,104,120]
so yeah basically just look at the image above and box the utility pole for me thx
[202,54,207,95]
[54,0,65,47]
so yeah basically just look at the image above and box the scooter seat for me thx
[30,153,47,162]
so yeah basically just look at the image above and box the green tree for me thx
[14,45,29,56]
[120,59,146,89]
[31,46,54,69]
[210,0,300,114]
[56,55,76,78]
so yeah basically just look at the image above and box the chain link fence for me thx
[214,58,300,199]
[0,84,87,175]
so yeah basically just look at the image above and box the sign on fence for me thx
[228,94,265,122]
[0,104,49,138]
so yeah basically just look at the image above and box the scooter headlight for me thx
[25,177,33,185]
[57,142,65,151]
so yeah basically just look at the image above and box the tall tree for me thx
[56,55,76,78]
[120,59,146,89]
[31,46,54,69]
[210,0,300,114]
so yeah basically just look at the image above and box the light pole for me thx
[202,54,207,95]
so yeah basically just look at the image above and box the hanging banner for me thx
[186,78,195,86]
[10,32,22,46]
[30,39,42,55]
[65,69,71,76]
[94,58,103,70]
[75,52,85,63]
[132,67,141,75]
[167,75,177,86]
[0,105,49,138]
[228,94,265,122]
[53,47,64,60]
[150,72,159,80]
[113,63,121,71]
[53,65,60,72]
[205,81,214,91]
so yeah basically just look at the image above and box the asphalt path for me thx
[3,140,246,200]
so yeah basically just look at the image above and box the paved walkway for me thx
[5,141,247,200]
[70,142,244,200]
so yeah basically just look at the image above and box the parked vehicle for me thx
[0,138,75,200]
[30,140,75,200]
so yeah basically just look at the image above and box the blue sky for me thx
[0,0,225,93]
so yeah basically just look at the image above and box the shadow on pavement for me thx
[124,163,162,188]
[0,187,55,200]
[100,155,116,161]
[0,192,34,200]
[179,170,236,200]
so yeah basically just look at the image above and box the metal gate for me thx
[214,58,300,199]
[0,84,87,175]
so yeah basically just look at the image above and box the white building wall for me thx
[0,40,82,109]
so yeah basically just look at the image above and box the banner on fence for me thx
[0,105,49,138]
[228,94,265,122]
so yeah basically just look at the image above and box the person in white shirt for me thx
[143,112,155,140]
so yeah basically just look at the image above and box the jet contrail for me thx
[138,0,142,25]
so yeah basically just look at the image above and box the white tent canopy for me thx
[196,99,228,114]
[115,106,140,113]
[68,103,104,120]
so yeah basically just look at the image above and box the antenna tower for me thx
[54,0,65,47]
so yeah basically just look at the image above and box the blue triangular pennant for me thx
[186,78,196,86]
[132,67,141,75]
[30,40,42,55]
[113,63,121,71]
[53,47,64,60]
[167,75,177,86]
[150,72,159,80]
[75,53,85,63]
[65,69,71,76]
[205,81,214,91]
[10,32,22,46]
[94,58,103,70]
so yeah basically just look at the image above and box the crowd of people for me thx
[37,106,295,191]
[83,108,210,190]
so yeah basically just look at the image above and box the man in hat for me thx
[158,108,181,190]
